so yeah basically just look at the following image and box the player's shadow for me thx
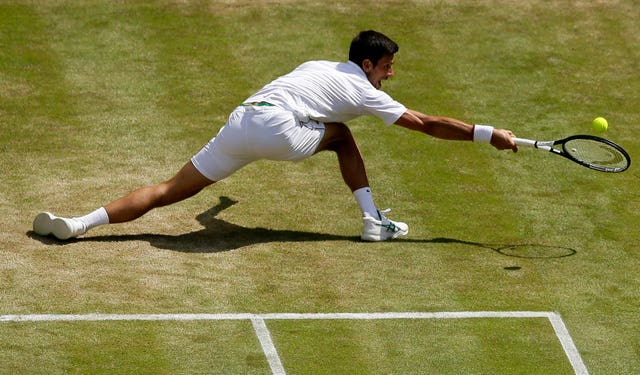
[29,196,578,258]
[57,196,359,253]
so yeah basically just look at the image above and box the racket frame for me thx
[513,134,630,173]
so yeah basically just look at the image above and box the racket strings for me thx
[564,139,628,169]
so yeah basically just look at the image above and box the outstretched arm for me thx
[394,109,518,152]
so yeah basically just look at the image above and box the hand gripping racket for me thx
[513,134,631,173]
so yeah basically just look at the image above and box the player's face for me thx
[364,54,395,89]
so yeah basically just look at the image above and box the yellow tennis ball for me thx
[592,117,608,133]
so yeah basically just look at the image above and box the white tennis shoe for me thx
[361,209,409,242]
[33,212,87,240]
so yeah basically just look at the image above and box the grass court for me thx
[1,1,639,373]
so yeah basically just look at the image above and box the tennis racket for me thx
[513,134,631,173]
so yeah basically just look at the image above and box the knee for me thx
[148,182,172,208]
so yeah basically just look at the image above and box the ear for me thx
[361,59,374,73]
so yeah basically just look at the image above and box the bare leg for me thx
[314,122,368,192]
[104,161,214,223]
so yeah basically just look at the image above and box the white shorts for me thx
[191,105,325,181]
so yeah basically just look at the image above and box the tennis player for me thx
[33,30,517,242]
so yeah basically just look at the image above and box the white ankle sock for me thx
[353,187,378,218]
[75,207,110,230]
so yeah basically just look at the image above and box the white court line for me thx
[547,312,589,375]
[257,311,554,320]
[251,318,286,375]
[0,311,553,322]
[0,311,588,375]
[0,313,254,322]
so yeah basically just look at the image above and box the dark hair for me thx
[348,30,399,67]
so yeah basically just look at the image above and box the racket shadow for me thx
[426,237,577,259]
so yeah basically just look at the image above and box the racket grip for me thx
[513,138,537,147]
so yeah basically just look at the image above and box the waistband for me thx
[237,102,322,130]
[240,101,275,107]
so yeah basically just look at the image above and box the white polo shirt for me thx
[245,60,407,126]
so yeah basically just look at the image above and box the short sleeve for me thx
[363,90,407,125]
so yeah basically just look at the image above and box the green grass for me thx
[271,318,573,374]
[0,317,571,374]
[0,320,270,374]
[1,0,639,373]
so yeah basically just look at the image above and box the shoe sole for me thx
[33,212,76,240]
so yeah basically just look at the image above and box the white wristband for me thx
[473,124,494,143]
